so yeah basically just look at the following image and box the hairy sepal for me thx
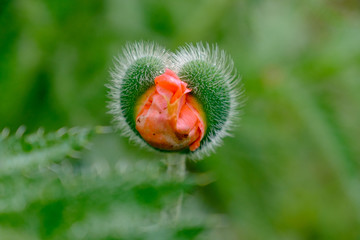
[108,42,170,149]
[173,43,243,159]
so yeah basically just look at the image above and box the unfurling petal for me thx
[135,69,205,151]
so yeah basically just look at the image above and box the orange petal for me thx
[135,69,206,151]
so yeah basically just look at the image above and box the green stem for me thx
[166,153,186,181]
[161,153,186,223]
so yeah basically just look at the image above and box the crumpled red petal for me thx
[135,69,205,151]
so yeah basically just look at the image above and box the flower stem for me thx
[166,153,186,181]
[161,153,186,223]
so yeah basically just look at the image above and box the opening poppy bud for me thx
[135,69,205,151]
[108,42,243,159]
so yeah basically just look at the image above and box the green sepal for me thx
[120,56,165,138]
[178,60,232,152]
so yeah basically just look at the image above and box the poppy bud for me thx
[108,42,242,159]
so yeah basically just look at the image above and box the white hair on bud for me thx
[172,43,244,160]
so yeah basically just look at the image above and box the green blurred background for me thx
[1,0,360,239]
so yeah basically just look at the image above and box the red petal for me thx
[136,69,205,151]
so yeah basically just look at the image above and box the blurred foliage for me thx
[0,128,213,239]
[1,0,360,239]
